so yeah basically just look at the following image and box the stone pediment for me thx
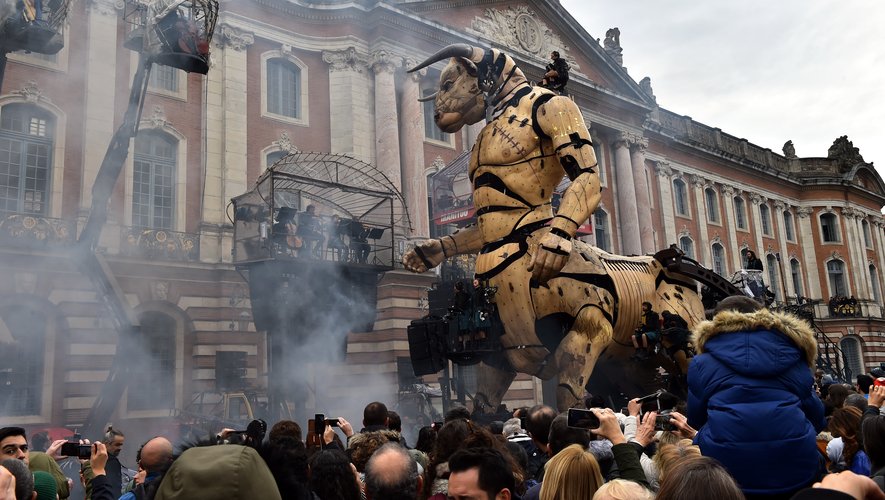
[467,6,581,73]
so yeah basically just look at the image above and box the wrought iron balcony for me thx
[0,213,76,249]
[120,227,200,262]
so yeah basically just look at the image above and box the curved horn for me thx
[408,44,479,73]
[417,91,438,102]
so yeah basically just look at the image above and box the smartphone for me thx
[567,408,600,430]
[432,421,443,431]
[324,418,340,428]
[519,416,527,430]
[61,442,91,459]
[654,412,674,432]
[315,413,326,435]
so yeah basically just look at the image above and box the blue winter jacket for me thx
[687,308,827,496]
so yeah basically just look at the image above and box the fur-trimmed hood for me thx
[692,308,817,369]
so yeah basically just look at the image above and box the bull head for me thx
[409,44,490,133]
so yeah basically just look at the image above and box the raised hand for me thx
[403,239,445,273]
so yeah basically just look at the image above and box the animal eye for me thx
[442,81,453,91]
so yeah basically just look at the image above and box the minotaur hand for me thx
[403,239,446,273]
[527,232,571,284]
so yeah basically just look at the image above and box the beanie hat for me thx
[33,471,57,500]
[155,445,282,500]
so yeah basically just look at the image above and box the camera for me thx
[654,411,674,432]
[567,408,600,430]
[60,442,92,459]
[314,414,340,435]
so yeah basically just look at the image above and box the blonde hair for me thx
[593,479,655,500]
[653,439,701,482]
[539,444,604,500]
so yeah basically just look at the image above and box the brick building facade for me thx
[0,0,881,442]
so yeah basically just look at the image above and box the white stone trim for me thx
[0,95,67,219]
[260,49,310,127]
[124,119,189,231]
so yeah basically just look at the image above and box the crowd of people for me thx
[3,295,885,499]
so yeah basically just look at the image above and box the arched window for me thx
[821,213,840,243]
[827,259,847,297]
[784,210,795,241]
[760,203,772,236]
[679,235,694,259]
[266,58,301,119]
[712,243,725,275]
[734,196,747,229]
[422,86,449,143]
[863,219,872,248]
[839,336,864,380]
[133,131,177,229]
[593,209,611,252]
[127,311,177,411]
[673,178,689,216]
[705,187,720,223]
[0,104,55,216]
[870,264,881,303]
[0,304,47,416]
[791,258,803,298]
[767,254,780,300]
[266,150,287,168]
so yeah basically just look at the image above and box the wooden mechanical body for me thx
[404,45,706,411]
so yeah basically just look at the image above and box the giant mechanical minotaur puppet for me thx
[403,45,705,411]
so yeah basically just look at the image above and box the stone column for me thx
[323,48,373,163]
[372,51,402,189]
[654,162,676,246]
[200,24,253,263]
[691,175,711,266]
[400,60,429,237]
[774,201,791,300]
[796,207,822,300]
[873,218,885,302]
[748,194,766,258]
[629,136,654,253]
[80,0,121,217]
[612,133,641,255]
[722,186,742,271]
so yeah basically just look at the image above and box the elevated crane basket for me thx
[123,0,218,74]
[0,0,72,54]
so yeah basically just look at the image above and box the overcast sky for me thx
[560,0,885,178]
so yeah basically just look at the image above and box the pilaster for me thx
[748,193,766,260]
[773,201,791,300]
[690,175,711,267]
[795,207,822,300]
[654,161,676,246]
[80,0,123,216]
[721,185,741,271]
[372,50,402,190]
[323,48,373,163]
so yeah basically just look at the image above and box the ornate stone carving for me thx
[273,131,297,153]
[371,50,398,74]
[403,58,427,80]
[654,161,673,178]
[15,80,44,103]
[782,140,797,158]
[689,174,705,188]
[748,193,763,205]
[148,105,168,129]
[151,281,169,301]
[794,206,812,218]
[629,135,648,153]
[831,251,842,261]
[828,135,865,172]
[427,156,446,175]
[639,77,655,101]
[603,28,623,65]
[721,185,735,197]
[216,24,254,51]
[773,201,786,211]
[612,132,632,149]
[469,6,578,69]
[322,47,369,73]
[88,0,124,17]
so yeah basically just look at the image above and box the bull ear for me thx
[457,57,478,77]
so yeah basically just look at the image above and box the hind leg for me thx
[474,357,518,414]
[554,306,613,411]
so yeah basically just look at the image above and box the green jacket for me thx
[155,445,282,500]
[28,452,70,499]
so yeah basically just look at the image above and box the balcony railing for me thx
[0,213,76,249]
[120,227,200,262]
